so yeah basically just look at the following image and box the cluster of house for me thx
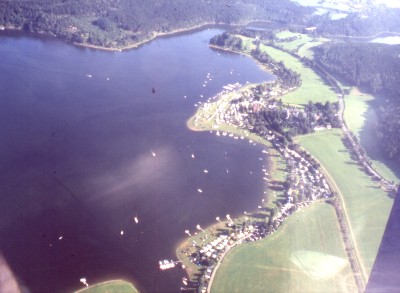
[181,135,334,292]
[281,144,332,203]
[192,79,294,129]
[182,222,270,292]
[184,84,338,292]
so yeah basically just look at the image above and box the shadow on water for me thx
[366,187,400,293]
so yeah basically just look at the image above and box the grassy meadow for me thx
[211,202,357,293]
[241,36,337,105]
[296,130,394,278]
[274,31,314,53]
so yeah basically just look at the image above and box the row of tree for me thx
[313,42,400,162]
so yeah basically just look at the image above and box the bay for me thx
[0,28,273,292]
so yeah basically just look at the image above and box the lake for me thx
[0,28,273,292]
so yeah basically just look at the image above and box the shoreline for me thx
[73,22,219,52]
[182,90,279,282]
[180,39,354,291]
[1,19,274,52]
[74,279,139,293]
[181,40,282,281]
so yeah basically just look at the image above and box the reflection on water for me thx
[0,29,273,292]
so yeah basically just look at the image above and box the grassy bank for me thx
[296,130,393,277]
[75,280,139,293]
[211,201,357,293]
[344,88,400,182]
[183,114,287,280]
[274,30,318,55]
[259,44,336,105]
[239,36,337,105]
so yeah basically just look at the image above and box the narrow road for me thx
[337,92,394,190]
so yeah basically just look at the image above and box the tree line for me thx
[313,42,400,162]
[210,32,301,91]
[0,0,312,48]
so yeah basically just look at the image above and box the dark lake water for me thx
[0,29,273,292]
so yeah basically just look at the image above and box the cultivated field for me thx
[344,88,400,182]
[296,130,394,277]
[210,202,357,293]
[75,280,139,293]
[259,44,337,105]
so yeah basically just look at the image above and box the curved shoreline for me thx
[74,279,139,293]
[1,19,274,52]
[180,38,361,292]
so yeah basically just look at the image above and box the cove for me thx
[0,28,273,292]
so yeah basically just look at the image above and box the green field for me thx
[274,30,329,58]
[297,39,327,59]
[274,31,314,52]
[262,44,336,105]
[275,31,302,39]
[296,130,394,278]
[344,89,400,182]
[211,202,357,293]
[75,280,139,293]
[241,36,337,105]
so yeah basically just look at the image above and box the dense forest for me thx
[313,42,400,162]
[0,0,312,49]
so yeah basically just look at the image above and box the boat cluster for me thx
[158,259,177,270]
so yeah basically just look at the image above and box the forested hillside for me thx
[0,0,312,49]
[314,42,400,162]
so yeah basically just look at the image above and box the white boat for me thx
[159,260,176,270]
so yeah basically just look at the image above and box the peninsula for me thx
[179,29,398,292]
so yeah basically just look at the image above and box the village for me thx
[179,82,338,292]
[178,32,398,292]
